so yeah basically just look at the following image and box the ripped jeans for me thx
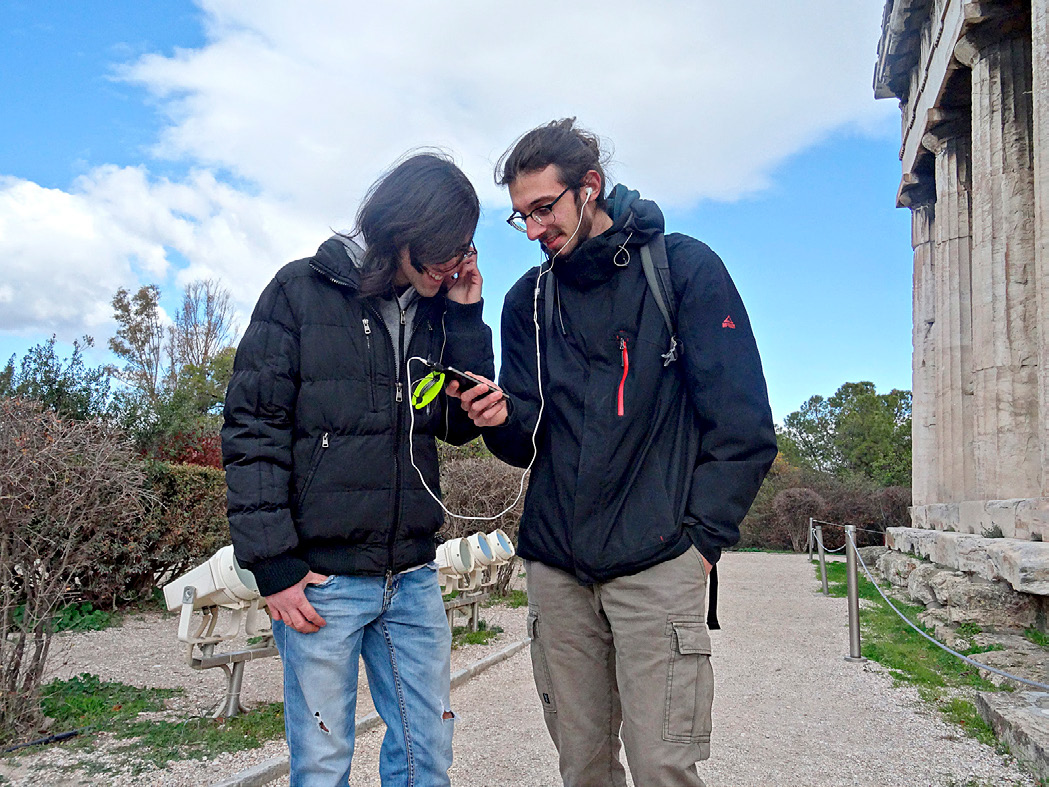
[273,564,453,787]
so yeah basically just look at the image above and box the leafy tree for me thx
[0,335,111,420]
[107,279,238,465]
[109,285,165,403]
[832,383,911,487]
[777,381,912,487]
[778,395,841,474]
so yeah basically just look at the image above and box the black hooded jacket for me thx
[483,186,777,584]
[222,237,495,596]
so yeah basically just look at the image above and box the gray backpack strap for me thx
[543,265,555,337]
[640,236,679,365]
[542,263,566,338]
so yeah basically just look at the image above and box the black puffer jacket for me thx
[484,186,777,584]
[222,237,494,596]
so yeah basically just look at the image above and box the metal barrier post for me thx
[815,525,829,595]
[844,525,866,663]
[808,517,814,562]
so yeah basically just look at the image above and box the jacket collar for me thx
[310,235,364,289]
[553,184,665,290]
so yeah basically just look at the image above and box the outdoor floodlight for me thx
[487,529,515,562]
[161,545,276,718]
[452,530,518,593]
[163,545,261,611]
[436,537,475,594]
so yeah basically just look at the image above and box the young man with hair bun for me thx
[454,119,777,787]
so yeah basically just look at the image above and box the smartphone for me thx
[420,359,501,398]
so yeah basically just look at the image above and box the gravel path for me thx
[1,553,1038,786]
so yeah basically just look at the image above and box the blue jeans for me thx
[273,564,453,787]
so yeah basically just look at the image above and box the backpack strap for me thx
[542,264,563,338]
[639,235,679,365]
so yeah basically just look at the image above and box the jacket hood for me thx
[604,184,665,245]
[310,234,365,289]
[554,184,665,289]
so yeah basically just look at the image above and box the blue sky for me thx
[0,1,912,423]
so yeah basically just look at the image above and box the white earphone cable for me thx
[405,185,593,520]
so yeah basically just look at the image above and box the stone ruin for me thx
[875,0,1049,629]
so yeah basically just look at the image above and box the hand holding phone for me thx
[420,359,500,397]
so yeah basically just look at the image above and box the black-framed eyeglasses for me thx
[417,242,476,274]
[506,187,572,232]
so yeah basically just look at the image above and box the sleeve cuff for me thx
[246,553,311,597]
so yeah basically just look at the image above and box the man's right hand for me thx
[264,571,329,634]
[447,372,508,428]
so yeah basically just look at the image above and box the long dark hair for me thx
[495,118,611,209]
[353,151,479,297]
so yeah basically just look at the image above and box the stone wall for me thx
[879,539,1049,630]
[875,0,1048,583]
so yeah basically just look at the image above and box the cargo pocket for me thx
[526,606,557,714]
[663,619,713,751]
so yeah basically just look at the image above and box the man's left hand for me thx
[702,555,712,576]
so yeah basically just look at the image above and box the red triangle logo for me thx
[722,315,736,329]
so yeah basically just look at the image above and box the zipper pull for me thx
[617,337,629,417]
[322,432,329,448]
[400,309,406,325]
[362,318,371,335]
[396,382,403,402]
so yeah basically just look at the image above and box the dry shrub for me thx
[740,454,911,552]
[772,487,828,552]
[0,398,146,741]
[438,440,526,595]
[81,461,229,605]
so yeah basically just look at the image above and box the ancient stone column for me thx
[964,32,1039,500]
[922,128,975,503]
[910,201,939,508]
[1034,1,1049,497]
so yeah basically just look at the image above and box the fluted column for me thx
[911,201,939,507]
[966,33,1039,500]
[1034,0,1049,496]
[922,128,975,503]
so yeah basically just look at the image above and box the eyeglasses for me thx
[506,187,572,232]
[419,243,476,274]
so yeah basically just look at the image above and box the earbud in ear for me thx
[585,187,593,197]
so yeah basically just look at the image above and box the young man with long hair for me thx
[223,152,493,786]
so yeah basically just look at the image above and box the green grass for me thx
[452,620,503,648]
[937,697,997,747]
[117,703,285,770]
[14,602,118,634]
[1024,627,1049,649]
[483,589,527,608]
[42,673,179,728]
[21,673,285,773]
[815,560,996,690]
[812,560,1014,753]
[956,622,982,638]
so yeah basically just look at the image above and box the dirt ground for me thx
[0,588,526,786]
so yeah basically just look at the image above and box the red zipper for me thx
[617,336,629,416]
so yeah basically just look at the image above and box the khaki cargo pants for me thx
[525,547,713,787]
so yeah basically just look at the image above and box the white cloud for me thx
[0,0,894,341]
[0,169,319,336]
[124,0,894,210]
